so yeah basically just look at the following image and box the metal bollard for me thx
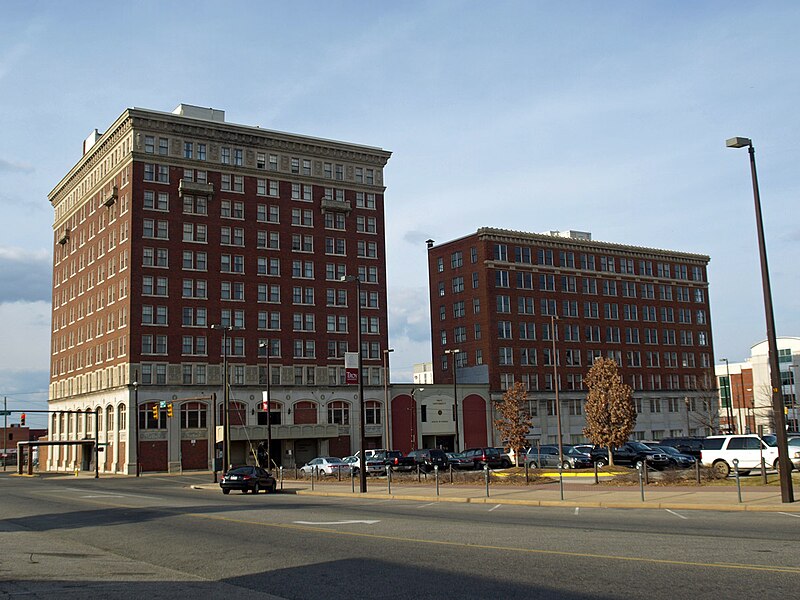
[435,465,440,496]
[449,463,453,484]
[695,459,701,484]
[559,462,564,501]
[351,467,355,493]
[338,465,342,482]
[638,463,645,502]
[761,457,767,485]
[643,457,649,485]
[734,459,742,503]
[594,460,599,484]
[386,465,392,494]
[311,466,315,491]
[417,464,421,482]
[484,463,490,498]
[280,466,284,490]
[294,466,298,480]
[525,461,530,485]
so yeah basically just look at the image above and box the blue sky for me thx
[2,1,799,427]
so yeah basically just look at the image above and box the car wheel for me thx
[222,488,230,495]
[596,459,607,468]
[713,460,731,478]
[253,483,260,494]
[562,461,571,470]
[528,461,538,469]
[773,459,791,472]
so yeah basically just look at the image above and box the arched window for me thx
[365,400,382,425]
[218,401,247,426]
[85,408,92,435]
[293,401,317,425]
[59,412,65,435]
[257,400,282,425]
[181,402,208,429]
[327,401,350,425]
[96,407,103,433]
[106,405,114,431]
[140,403,166,430]
[51,413,57,434]
[118,404,127,431]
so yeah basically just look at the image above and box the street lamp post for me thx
[550,314,564,464]
[791,363,799,434]
[721,358,736,434]
[259,341,273,470]
[211,324,233,473]
[94,406,100,479]
[132,377,140,477]
[727,136,794,503]
[684,397,691,436]
[383,348,394,449]
[444,349,461,452]
[341,275,367,493]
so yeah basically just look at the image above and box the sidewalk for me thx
[276,478,800,512]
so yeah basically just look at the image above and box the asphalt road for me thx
[1,473,798,599]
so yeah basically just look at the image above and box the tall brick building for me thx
[427,228,719,443]
[47,104,391,473]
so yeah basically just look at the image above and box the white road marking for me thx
[574,507,580,515]
[293,520,380,525]
[81,494,126,498]
[488,504,501,512]
[779,512,800,518]
[416,502,436,508]
[665,509,688,520]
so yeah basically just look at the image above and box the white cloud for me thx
[0,247,51,303]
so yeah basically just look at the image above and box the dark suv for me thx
[406,449,449,472]
[462,447,506,470]
[659,437,706,458]
[589,442,670,470]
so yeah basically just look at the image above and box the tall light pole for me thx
[341,275,367,493]
[727,136,794,503]
[684,396,691,436]
[791,363,799,434]
[444,348,461,452]
[721,358,736,434]
[259,341,273,470]
[211,324,233,472]
[132,375,140,477]
[550,314,564,464]
[383,348,394,449]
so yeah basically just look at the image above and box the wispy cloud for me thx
[0,247,51,303]
[0,158,34,173]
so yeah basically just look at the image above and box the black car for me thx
[406,449,449,472]
[462,447,506,470]
[372,450,416,471]
[589,442,670,470]
[648,444,696,469]
[659,437,706,458]
[220,466,277,494]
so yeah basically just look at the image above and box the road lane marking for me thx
[81,494,126,498]
[189,512,800,575]
[779,512,800,518]
[665,509,688,520]
[293,520,380,525]
[488,504,501,512]
[574,507,579,515]
[416,502,436,508]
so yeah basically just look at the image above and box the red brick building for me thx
[427,228,718,444]
[47,104,391,473]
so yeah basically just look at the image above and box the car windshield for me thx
[627,442,651,452]
[565,447,587,457]
[325,458,345,464]
[655,445,680,455]
[227,467,253,475]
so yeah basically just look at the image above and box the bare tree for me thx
[493,382,532,466]
[691,370,722,435]
[583,357,635,466]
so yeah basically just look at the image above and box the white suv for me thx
[700,434,784,477]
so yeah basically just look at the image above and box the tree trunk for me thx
[606,445,615,467]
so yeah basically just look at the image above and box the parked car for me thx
[462,447,506,470]
[700,434,793,476]
[647,444,696,469]
[492,448,515,468]
[299,457,352,477]
[526,445,592,469]
[371,450,416,472]
[364,455,389,476]
[220,465,277,494]
[446,452,473,470]
[659,437,706,459]
[589,442,670,470]
[572,444,594,456]
[406,449,449,472]
[342,456,360,474]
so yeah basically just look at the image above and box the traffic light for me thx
[167,403,174,418]
[151,404,159,420]
[20,413,25,426]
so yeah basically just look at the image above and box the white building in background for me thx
[413,362,434,385]
[715,337,800,435]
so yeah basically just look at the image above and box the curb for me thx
[294,489,800,513]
